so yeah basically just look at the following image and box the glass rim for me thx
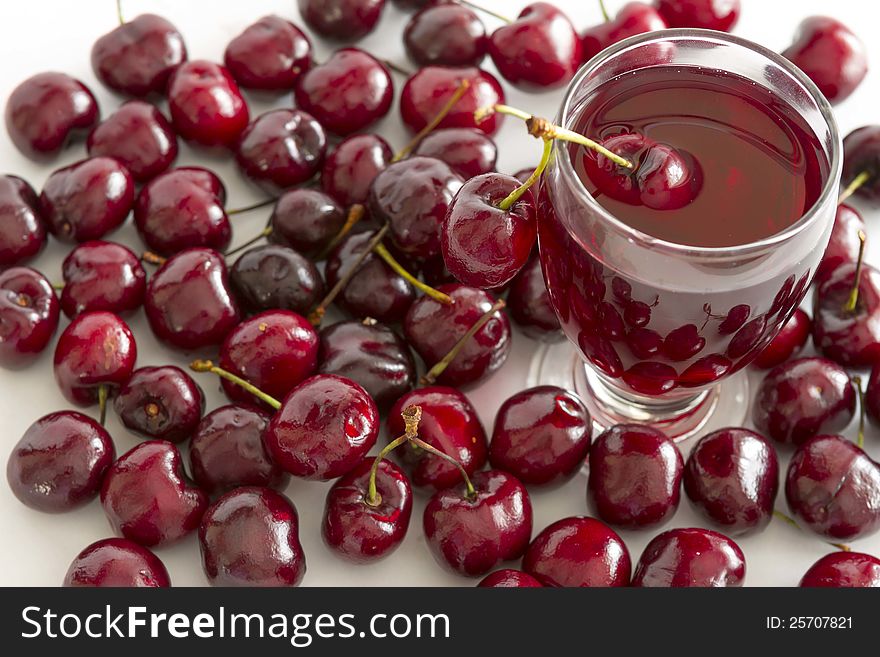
[555,28,843,258]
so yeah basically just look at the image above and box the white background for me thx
[1,0,879,587]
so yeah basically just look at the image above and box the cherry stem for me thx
[188,359,281,410]
[141,252,167,266]
[459,0,512,23]
[373,243,453,304]
[52,282,65,292]
[599,0,611,22]
[853,375,865,450]
[393,79,471,163]
[317,204,365,260]
[224,226,272,258]
[308,224,390,326]
[838,170,871,205]
[844,230,867,313]
[116,0,124,25]
[421,298,505,386]
[382,59,414,78]
[773,509,851,552]
[409,436,477,500]
[227,197,277,216]
[366,405,422,507]
[498,138,553,211]
[97,384,108,426]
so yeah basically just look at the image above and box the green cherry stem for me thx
[838,171,872,205]
[498,137,553,211]
[52,282,65,292]
[141,252,167,267]
[393,79,471,163]
[409,436,477,500]
[227,197,277,216]
[189,359,282,410]
[382,59,414,78]
[373,243,453,305]
[853,376,865,450]
[459,0,512,23]
[844,230,867,313]
[366,405,422,507]
[317,204,366,260]
[97,384,109,426]
[773,509,851,552]
[599,0,611,22]
[224,226,273,258]
[116,0,125,25]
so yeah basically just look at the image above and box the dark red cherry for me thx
[404,2,487,67]
[230,244,324,316]
[716,303,750,335]
[508,254,562,341]
[114,366,204,443]
[662,323,705,361]
[144,248,240,350]
[632,528,746,587]
[725,314,767,360]
[678,353,732,388]
[321,134,393,209]
[87,101,177,183]
[199,486,305,587]
[621,361,678,395]
[53,311,137,406]
[5,72,99,160]
[752,308,810,369]
[168,60,249,147]
[401,66,505,136]
[294,48,392,136]
[817,205,865,283]
[0,267,59,369]
[412,128,497,180]
[224,15,312,91]
[624,298,654,327]
[60,241,146,319]
[783,16,867,104]
[813,262,880,367]
[478,569,543,587]
[626,327,663,360]
[322,457,412,563]
[393,0,430,8]
[655,0,740,31]
[269,188,345,259]
[523,516,631,587]
[0,175,45,267]
[297,0,385,41]
[101,440,209,547]
[489,386,591,487]
[582,2,667,62]
[800,552,880,587]
[6,411,114,513]
[63,538,170,587]
[189,404,288,495]
[235,109,326,192]
[842,126,880,205]
[866,361,880,428]
[40,157,135,243]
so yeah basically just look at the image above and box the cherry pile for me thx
[2,0,879,589]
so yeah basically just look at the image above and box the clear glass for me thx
[533,30,842,441]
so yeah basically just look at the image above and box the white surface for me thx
[1,0,879,587]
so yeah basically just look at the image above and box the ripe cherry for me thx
[63,538,170,587]
[632,528,746,587]
[841,126,880,205]
[0,267,59,369]
[230,244,324,316]
[752,309,810,370]
[582,2,667,63]
[0,175,45,267]
[297,0,385,41]
[269,188,346,260]
[60,241,146,319]
[404,2,487,67]
[412,128,497,179]
[478,569,543,587]
[224,15,312,91]
[114,366,204,443]
[168,60,249,147]
[508,254,562,341]
[800,552,880,587]
[654,0,740,31]
[817,204,865,283]
[321,133,393,210]
[866,362,880,428]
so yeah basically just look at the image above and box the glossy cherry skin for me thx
[298,0,385,41]
[91,14,186,96]
[842,126,880,205]
[800,552,880,587]
[817,204,865,283]
[63,538,170,587]
[0,267,59,369]
[588,424,683,529]
[477,569,543,587]
[189,404,288,495]
[60,241,146,319]
[683,428,778,536]
[488,3,582,91]
[412,128,497,180]
[401,66,505,136]
[101,440,208,547]
[508,254,562,341]
[265,374,378,481]
[294,49,392,137]
[866,361,880,428]
[523,516,631,587]
[0,175,45,267]
[87,101,178,183]
[114,366,204,443]
[404,2,487,67]
[655,0,740,31]
[268,188,346,260]
[199,486,305,587]
[582,2,667,62]
[144,248,241,350]
[322,457,413,563]
[753,357,856,446]
[321,134,393,209]
[230,244,324,316]
[489,386,591,487]
[5,72,99,160]
[168,60,249,147]
[224,15,312,91]
[40,157,135,243]
[388,386,487,491]
[405,284,511,387]
[813,263,880,367]
[235,109,326,192]
[6,411,114,513]
[632,528,746,587]
[752,309,811,370]
[53,312,137,406]
[218,310,319,406]
[318,319,416,410]
[785,434,880,541]
[783,16,867,105]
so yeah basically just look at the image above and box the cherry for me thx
[725,314,767,360]
[752,308,811,370]
[60,241,146,319]
[0,267,59,369]
[654,0,740,31]
[621,361,678,395]
[401,66,505,136]
[626,327,663,359]
[508,255,562,341]
[87,101,178,183]
[841,126,880,205]
[235,109,326,192]
[199,486,305,587]
[6,411,114,513]
[230,244,324,316]
[294,48,392,137]
[412,128,497,179]
[0,175,45,267]
[189,404,288,495]
[489,386,591,487]
[477,569,543,587]
[63,538,170,587]
[114,366,204,443]
[582,2,667,63]
[224,15,312,91]
[269,188,346,259]
[678,354,732,387]
[662,323,705,361]
[144,248,241,350]
[5,72,99,160]
[753,357,856,446]
[800,552,880,587]
[867,362,880,428]
[101,440,208,547]
[404,2,487,67]
[322,134,393,210]
[715,303,751,335]
[40,157,135,243]
[298,0,385,41]
[168,60,249,147]
[816,205,865,283]
[783,16,867,105]
[632,528,746,587]
[523,516,631,587]
[393,0,430,8]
